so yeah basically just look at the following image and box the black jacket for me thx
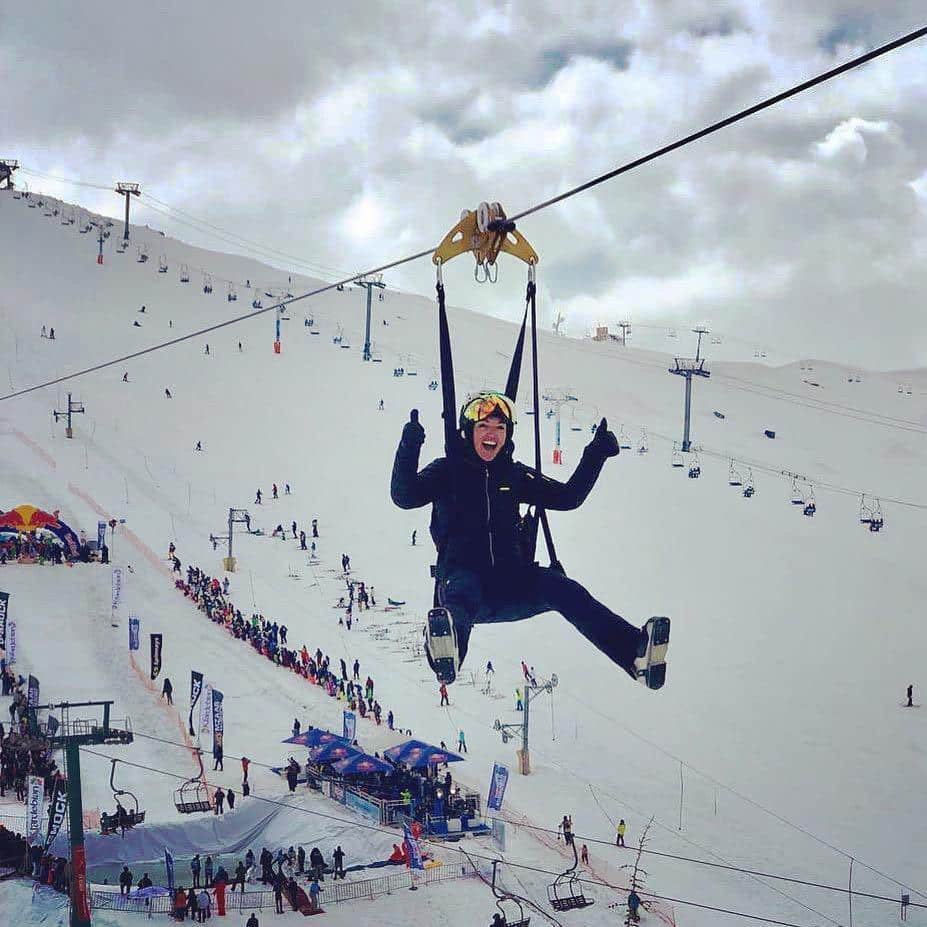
[391,431,608,578]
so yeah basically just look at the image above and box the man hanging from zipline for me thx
[391,392,669,689]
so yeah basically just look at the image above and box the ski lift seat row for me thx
[547,841,594,912]
[174,750,214,814]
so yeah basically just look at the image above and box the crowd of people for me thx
[173,564,402,737]
[0,825,70,896]
[0,533,66,564]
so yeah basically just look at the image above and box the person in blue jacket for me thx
[391,391,669,688]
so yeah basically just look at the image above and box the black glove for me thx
[402,409,425,448]
[590,417,619,457]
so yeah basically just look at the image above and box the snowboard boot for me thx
[424,607,459,685]
[628,616,671,689]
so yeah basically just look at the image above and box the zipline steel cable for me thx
[3,22,927,403]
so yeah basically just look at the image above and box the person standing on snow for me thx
[391,394,669,688]
[272,483,278,500]
[161,677,173,705]
[255,489,262,505]
[616,818,626,846]
[457,729,467,753]
[907,683,915,707]
[439,682,449,707]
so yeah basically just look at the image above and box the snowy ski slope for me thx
[1,191,926,926]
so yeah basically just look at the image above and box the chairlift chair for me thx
[252,289,262,309]
[789,478,804,505]
[687,451,701,479]
[102,759,146,835]
[173,749,213,814]
[203,273,213,294]
[116,239,127,254]
[569,408,582,432]
[742,469,755,498]
[136,245,149,263]
[803,487,816,517]
[671,443,684,468]
[869,500,884,532]
[227,283,238,302]
[858,494,872,524]
[618,425,631,450]
[158,255,168,273]
[638,428,649,454]
[547,840,594,912]
[490,861,531,927]
[180,264,190,283]
[728,460,742,487]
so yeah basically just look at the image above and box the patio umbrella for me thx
[308,742,362,765]
[383,739,465,768]
[332,754,393,776]
[282,728,348,747]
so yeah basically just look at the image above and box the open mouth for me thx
[481,439,499,452]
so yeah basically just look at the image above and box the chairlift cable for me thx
[5,24,926,401]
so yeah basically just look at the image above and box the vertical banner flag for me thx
[0,590,8,652]
[44,777,68,851]
[150,634,162,680]
[27,776,44,844]
[342,710,356,743]
[7,618,15,664]
[199,683,213,737]
[97,521,107,551]
[487,763,509,815]
[212,689,224,759]
[165,847,175,893]
[189,671,204,736]
[128,616,140,651]
[27,674,40,708]
[111,568,123,609]
[402,823,425,870]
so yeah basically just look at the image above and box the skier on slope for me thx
[391,392,670,687]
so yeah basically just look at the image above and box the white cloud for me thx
[814,117,895,164]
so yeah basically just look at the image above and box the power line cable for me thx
[2,22,926,402]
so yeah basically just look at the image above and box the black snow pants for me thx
[437,565,642,672]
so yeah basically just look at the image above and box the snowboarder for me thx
[123,372,129,382]
[311,518,319,537]
[907,683,915,707]
[255,489,262,505]
[391,396,669,688]
[616,818,626,846]
[161,677,173,705]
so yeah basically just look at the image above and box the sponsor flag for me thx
[27,776,44,843]
[7,619,15,663]
[44,777,68,852]
[150,633,162,680]
[128,616,140,651]
[212,689,224,759]
[402,823,425,870]
[111,568,123,610]
[189,671,204,736]
[97,521,107,550]
[165,847,175,893]
[342,710,356,743]
[486,763,509,815]
[27,674,40,707]
[0,590,8,651]
[199,684,213,736]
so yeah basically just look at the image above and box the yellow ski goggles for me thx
[461,392,517,425]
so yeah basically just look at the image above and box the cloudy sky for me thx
[5,1,927,368]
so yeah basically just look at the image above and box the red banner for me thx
[72,844,91,922]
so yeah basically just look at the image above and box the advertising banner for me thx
[111,568,123,609]
[128,616,140,651]
[189,671,204,736]
[27,674,40,708]
[212,688,224,759]
[486,763,509,815]
[44,777,68,852]
[7,619,15,663]
[27,775,44,844]
[150,633,162,680]
[199,684,213,736]
[402,823,425,870]
[0,590,8,651]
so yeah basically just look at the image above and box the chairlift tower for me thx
[541,388,578,464]
[355,273,386,361]
[0,159,20,190]
[53,393,85,439]
[36,699,134,927]
[617,319,631,346]
[212,507,251,572]
[669,327,711,452]
[114,182,140,241]
[493,674,558,775]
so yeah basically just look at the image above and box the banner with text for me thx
[128,616,140,651]
[402,823,425,870]
[7,619,15,664]
[486,763,509,815]
[150,633,162,680]
[189,671,204,736]
[27,674,40,708]
[211,689,224,759]
[199,684,213,737]
[0,590,8,652]
[111,568,123,611]
[165,847,175,893]
[44,777,68,852]
[27,775,44,844]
